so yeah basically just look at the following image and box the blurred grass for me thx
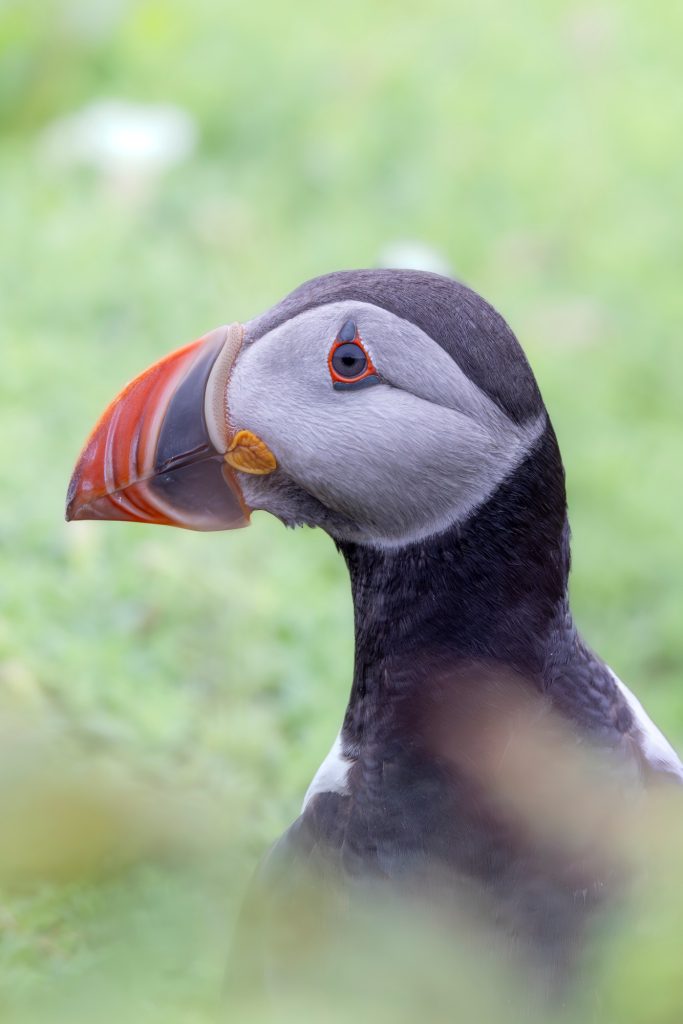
[1,0,682,1020]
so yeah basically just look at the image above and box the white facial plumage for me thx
[228,301,545,547]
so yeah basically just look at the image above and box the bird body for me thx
[67,270,682,988]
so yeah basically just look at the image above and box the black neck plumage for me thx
[338,423,573,750]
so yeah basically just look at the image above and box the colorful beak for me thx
[66,323,251,531]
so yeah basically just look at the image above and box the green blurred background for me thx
[1,1,682,1020]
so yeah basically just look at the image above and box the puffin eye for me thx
[328,320,379,391]
[331,342,367,379]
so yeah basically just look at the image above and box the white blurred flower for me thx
[377,240,452,277]
[40,99,198,184]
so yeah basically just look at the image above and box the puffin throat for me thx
[338,424,572,749]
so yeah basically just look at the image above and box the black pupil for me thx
[332,342,367,379]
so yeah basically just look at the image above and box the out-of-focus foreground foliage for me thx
[0,0,682,1021]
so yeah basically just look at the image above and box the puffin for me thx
[66,269,683,989]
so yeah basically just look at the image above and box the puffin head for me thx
[66,270,558,550]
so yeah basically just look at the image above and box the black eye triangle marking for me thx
[338,319,357,342]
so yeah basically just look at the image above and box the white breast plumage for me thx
[303,734,353,810]
[609,667,683,780]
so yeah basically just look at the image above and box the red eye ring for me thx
[328,321,378,390]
